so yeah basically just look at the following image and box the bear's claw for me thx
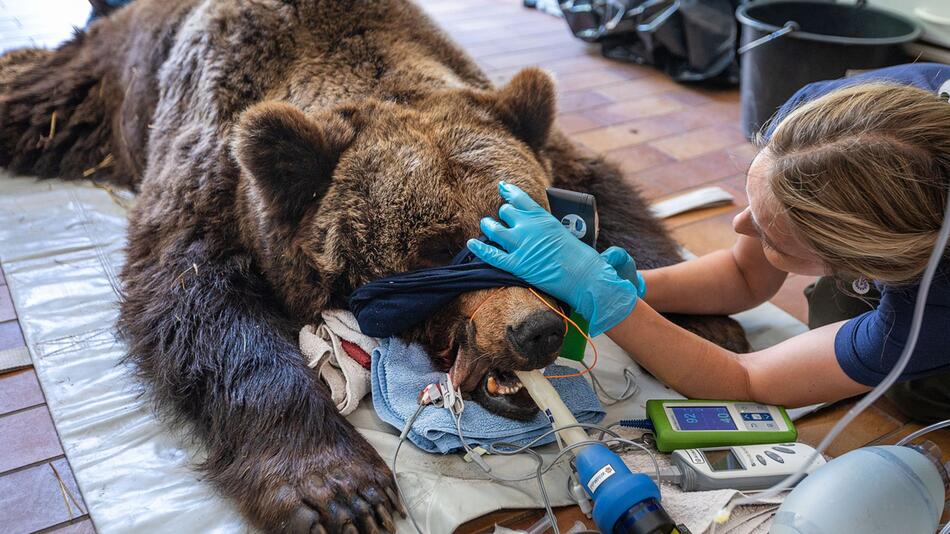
[231,430,403,534]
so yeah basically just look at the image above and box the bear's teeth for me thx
[486,375,499,395]
[487,374,524,396]
[497,383,523,395]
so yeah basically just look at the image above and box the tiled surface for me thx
[48,520,97,534]
[0,459,87,533]
[0,0,946,533]
[794,400,905,458]
[0,291,89,534]
[649,125,748,161]
[0,369,45,416]
[0,406,64,474]
[671,211,742,258]
[0,281,16,322]
[633,144,758,199]
[0,2,97,531]
[0,320,26,351]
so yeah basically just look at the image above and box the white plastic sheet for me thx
[0,172,806,533]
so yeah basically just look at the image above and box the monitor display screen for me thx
[702,449,746,471]
[671,406,737,431]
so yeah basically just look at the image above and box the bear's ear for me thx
[232,102,355,222]
[494,68,556,151]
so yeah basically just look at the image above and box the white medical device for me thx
[666,442,825,492]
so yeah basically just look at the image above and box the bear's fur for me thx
[0,1,748,532]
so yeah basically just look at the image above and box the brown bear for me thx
[0,1,748,532]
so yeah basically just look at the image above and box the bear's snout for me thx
[506,310,564,368]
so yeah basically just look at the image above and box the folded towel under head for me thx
[371,337,605,454]
[299,310,378,416]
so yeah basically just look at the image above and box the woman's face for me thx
[733,150,828,276]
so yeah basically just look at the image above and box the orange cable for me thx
[468,288,502,323]
[527,288,597,379]
[468,287,598,380]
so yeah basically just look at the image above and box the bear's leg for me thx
[0,27,132,187]
[546,134,751,353]
[120,245,401,533]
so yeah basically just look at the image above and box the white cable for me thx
[941,520,950,534]
[718,178,950,521]
[393,404,427,534]
[391,398,664,534]
[895,418,950,446]
[582,360,640,405]
[450,406,663,534]
[453,409,662,488]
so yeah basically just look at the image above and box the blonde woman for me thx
[469,63,950,423]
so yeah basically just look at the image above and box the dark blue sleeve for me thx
[834,281,950,386]
[764,63,950,140]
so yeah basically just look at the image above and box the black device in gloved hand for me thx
[546,187,599,248]
[545,187,599,362]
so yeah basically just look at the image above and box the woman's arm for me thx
[468,183,869,407]
[642,235,789,315]
[607,303,871,407]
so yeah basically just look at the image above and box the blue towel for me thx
[371,337,605,454]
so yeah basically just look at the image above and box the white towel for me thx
[322,309,379,359]
[299,310,376,416]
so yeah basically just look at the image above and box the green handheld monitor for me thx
[645,399,797,452]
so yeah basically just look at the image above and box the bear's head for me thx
[232,68,567,420]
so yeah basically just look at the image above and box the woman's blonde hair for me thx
[763,82,950,285]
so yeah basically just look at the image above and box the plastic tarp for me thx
[560,0,741,83]
[0,172,807,533]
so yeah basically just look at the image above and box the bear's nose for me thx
[506,310,565,367]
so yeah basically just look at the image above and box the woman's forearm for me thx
[607,302,755,400]
[641,236,787,315]
[606,304,870,408]
[642,250,765,315]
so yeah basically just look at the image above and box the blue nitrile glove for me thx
[467,182,646,336]
[600,246,647,300]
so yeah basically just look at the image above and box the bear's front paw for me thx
[232,435,404,534]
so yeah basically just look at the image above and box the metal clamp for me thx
[738,20,800,54]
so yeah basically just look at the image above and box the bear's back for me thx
[134,0,488,207]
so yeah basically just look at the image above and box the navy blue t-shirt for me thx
[767,63,950,386]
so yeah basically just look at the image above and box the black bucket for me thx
[736,1,920,138]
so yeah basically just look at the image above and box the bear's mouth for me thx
[473,369,538,421]
[449,348,543,421]
[486,369,524,396]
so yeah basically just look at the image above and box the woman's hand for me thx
[467,181,645,336]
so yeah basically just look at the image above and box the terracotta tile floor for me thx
[0,1,947,533]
